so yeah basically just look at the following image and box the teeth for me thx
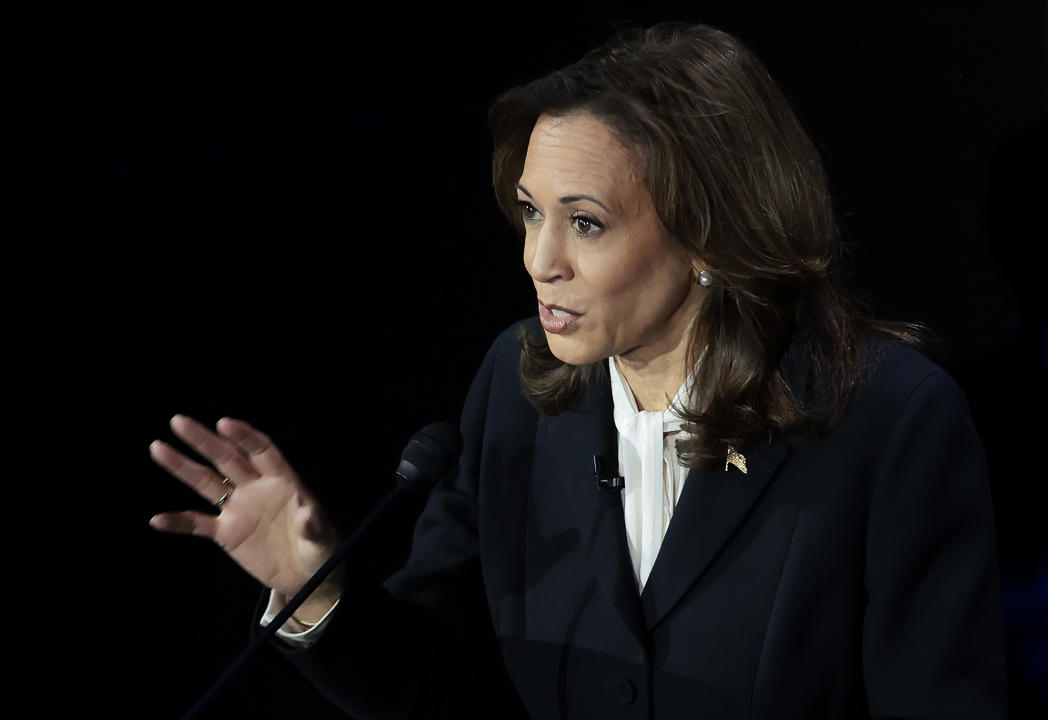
[551,308,573,318]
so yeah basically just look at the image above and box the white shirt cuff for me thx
[260,589,341,649]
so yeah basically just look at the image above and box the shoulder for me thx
[458,317,541,463]
[844,338,976,444]
[462,316,538,417]
[489,316,538,361]
[476,315,537,379]
[859,339,966,410]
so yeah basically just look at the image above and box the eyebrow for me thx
[516,184,611,213]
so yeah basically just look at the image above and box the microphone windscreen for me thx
[395,421,462,487]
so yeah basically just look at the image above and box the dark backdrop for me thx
[6,1,1045,717]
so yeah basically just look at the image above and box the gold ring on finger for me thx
[214,477,236,508]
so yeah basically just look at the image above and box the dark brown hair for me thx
[488,22,925,468]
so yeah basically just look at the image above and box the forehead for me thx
[519,113,644,206]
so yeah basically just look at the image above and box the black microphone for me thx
[593,454,625,492]
[182,422,462,719]
[395,422,462,487]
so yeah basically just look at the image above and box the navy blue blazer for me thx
[278,317,1007,719]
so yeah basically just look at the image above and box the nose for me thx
[524,223,574,284]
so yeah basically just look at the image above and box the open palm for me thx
[150,415,341,604]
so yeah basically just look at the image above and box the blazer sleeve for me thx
[270,324,528,719]
[862,369,1008,718]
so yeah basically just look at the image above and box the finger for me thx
[216,417,295,480]
[170,414,261,483]
[149,510,219,539]
[150,439,231,504]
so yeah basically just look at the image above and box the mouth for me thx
[538,300,583,317]
[537,300,581,334]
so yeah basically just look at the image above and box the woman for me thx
[150,22,1007,718]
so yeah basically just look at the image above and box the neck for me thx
[613,270,706,412]
[614,323,694,412]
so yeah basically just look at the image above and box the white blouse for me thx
[607,356,694,593]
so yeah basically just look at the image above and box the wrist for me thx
[293,563,344,625]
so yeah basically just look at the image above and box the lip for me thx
[538,300,581,334]
[538,300,583,316]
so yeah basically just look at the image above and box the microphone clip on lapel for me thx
[593,454,625,492]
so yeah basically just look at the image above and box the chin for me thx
[545,332,607,367]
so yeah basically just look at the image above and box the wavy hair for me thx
[488,22,925,468]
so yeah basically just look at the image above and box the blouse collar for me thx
[607,355,698,435]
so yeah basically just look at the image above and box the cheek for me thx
[577,252,635,298]
[588,254,688,332]
[582,249,663,312]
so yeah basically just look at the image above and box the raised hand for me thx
[150,415,343,620]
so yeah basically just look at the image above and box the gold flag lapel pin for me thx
[725,445,748,474]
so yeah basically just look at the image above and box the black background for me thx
[6,1,1046,717]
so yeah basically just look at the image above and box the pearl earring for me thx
[696,270,713,287]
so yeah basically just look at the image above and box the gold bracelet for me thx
[291,613,319,629]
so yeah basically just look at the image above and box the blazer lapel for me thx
[638,341,811,629]
[533,348,802,638]
[640,437,789,630]
[534,368,647,649]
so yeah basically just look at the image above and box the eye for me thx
[571,213,604,237]
[515,200,540,223]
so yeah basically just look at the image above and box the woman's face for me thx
[517,112,706,367]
